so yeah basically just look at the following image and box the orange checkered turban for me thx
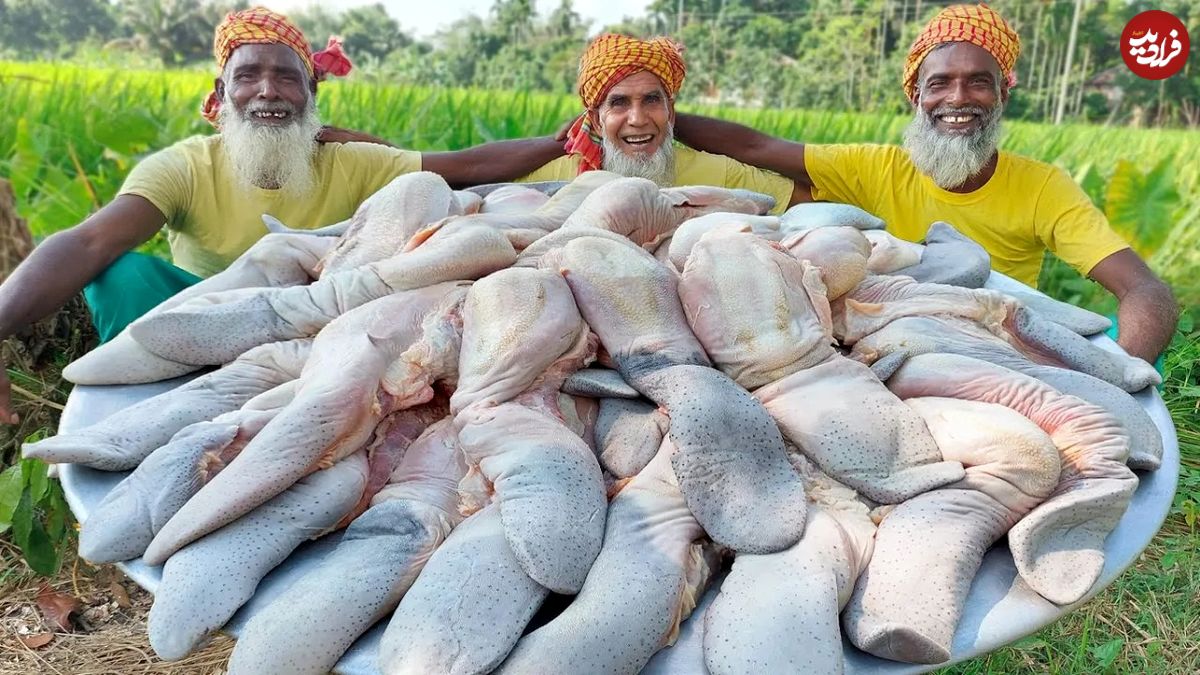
[201,7,353,124]
[903,3,1020,103]
[564,34,687,173]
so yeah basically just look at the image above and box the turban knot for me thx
[903,3,1021,103]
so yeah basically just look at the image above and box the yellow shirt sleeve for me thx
[803,143,886,211]
[1034,168,1130,277]
[117,143,192,228]
[518,155,577,183]
[719,156,795,216]
[336,142,422,206]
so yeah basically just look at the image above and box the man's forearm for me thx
[0,231,116,340]
[1114,281,1178,363]
[423,136,565,188]
[673,112,809,185]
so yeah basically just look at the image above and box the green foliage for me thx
[0,451,73,576]
[2,0,1198,127]
[1104,158,1180,257]
[0,0,117,59]
[2,58,1198,309]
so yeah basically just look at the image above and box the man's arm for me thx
[1088,248,1178,362]
[674,112,812,189]
[421,136,565,188]
[0,195,165,422]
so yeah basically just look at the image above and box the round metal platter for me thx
[57,271,1179,674]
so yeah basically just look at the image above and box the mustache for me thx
[927,104,988,118]
[241,100,302,117]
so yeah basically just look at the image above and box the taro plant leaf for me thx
[1073,161,1108,209]
[20,517,62,576]
[88,108,161,156]
[8,118,42,202]
[23,164,95,239]
[22,458,49,504]
[1105,158,1179,257]
[46,482,70,543]
[11,489,34,553]
[0,465,23,534]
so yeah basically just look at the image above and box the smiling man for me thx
[520,33,801,214]
[0,6,564,424]
[674,3,1177,363]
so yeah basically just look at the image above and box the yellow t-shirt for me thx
[119,135,422,277]
[520,144,795,216]
[804,144,1130,286]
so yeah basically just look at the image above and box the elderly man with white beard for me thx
[672,3,1177,364]
[0,6,565,425]
[519,33,804,214]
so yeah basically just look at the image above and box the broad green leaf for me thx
[0,465,23,533]
[1090,637,1124,668]
[23,164,95,238]
[19,518,62,576]
[1072,161,1107,209]
[45,482,71,543]
[8,118,42,201]
[11,490,34,552]
[1178,312,1195,333]
[21,458,50,504]
[1105,158,1180,257]
[88,109,160,156]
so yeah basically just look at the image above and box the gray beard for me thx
[601,125,676,187]
[903,101,1003,190]
[217,95,321,196]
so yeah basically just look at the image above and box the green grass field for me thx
[2,60,1198,673]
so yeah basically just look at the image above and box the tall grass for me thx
[4,60,1197,308]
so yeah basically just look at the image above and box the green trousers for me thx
[83,252,201,344]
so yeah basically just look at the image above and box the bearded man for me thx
[0,7,562,424]
[673,3,1176,363]
[520,33,803,213]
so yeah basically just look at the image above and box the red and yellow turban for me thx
[201,6,353,124]
[564,33,687,173]
[902,3,1021,103]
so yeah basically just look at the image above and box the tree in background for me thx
[0,0,117,58]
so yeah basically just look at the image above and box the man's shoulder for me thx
[142,134,218,163]
[1000,150,1062,177]
[805,142,907,171]
[674,144,756,170]
[998,151,1081,197]
[324,140,418,159]
[319,141,423,189]
[673,144,760,177]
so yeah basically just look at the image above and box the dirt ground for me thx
[0,540,233,675]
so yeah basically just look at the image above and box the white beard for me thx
[217,94,322,196]
[601,124,677,187]
[903,101,1004,190]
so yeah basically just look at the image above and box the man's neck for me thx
[945,151,1000,194]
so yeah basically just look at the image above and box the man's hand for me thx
[0,365,19,425]
[317,125,394,147]
[1089,248,1178,363]
[553,116,579,142]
